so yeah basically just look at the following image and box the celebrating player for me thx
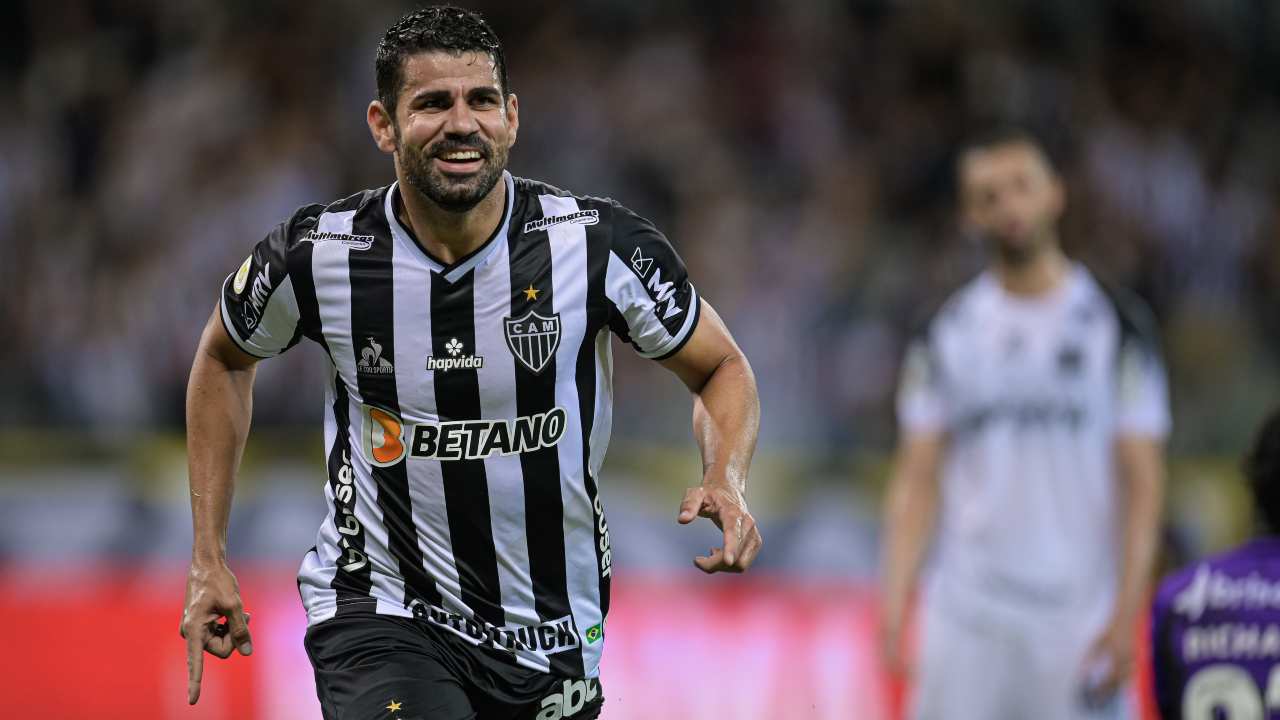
[879,127,1170,719]
[179,7,762,718]
[1151,408,1280,719]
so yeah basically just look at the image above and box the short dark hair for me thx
[958,125,1059,175]
[376,6,510,117]
[1244,408,1280,534]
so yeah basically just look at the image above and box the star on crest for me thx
[386,699,402,713]
[523,285,540,301]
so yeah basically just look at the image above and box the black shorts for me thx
[304,613,604,720]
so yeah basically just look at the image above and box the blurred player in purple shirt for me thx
[1151,408,1280,719]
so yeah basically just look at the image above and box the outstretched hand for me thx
[180,560,253,705]
[677,484,762,573]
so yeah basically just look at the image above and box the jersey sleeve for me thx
[603,202,701,360]
[218,206,316,359]
[896,329,950,435]
[1111,290,1171,438]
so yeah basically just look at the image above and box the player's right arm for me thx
[181,309,261,705]
[879,331,950,676]
[879,431,945,676]
[180,206,312,704]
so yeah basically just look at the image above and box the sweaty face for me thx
[960,142,1065,264]
[392,51,516,212]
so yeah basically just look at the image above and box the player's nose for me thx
[442,100,480,136]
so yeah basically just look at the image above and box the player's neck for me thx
[993,246,1070,298]
[396,178,507,265]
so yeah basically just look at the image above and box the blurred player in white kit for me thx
[879,127,1170,720]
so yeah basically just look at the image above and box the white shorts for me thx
[910,600,1134,720]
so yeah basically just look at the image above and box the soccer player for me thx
[879,127,1170,720]
[1151,409,1280,719]
[179,7,762,718]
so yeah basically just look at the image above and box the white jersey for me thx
[898,264,1169,621]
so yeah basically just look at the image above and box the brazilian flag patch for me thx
[585,623,604,644]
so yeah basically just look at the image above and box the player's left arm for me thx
[1086,290,1171,700]
[1086,431,1165,697]
[660,300,762,574]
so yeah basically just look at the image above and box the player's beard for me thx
[989,221,1054,268]
[992,236,1040,268]
[398,132,508,213]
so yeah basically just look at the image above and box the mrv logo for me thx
[409,600,579,656]
[629,248,683,321]
[239,261,274,330]
[362,405,567,466]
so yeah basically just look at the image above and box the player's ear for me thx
[505,93,519,150]
[1047,172,1067,220]
[956,163,980,232]
[957,186,980,234]
[367,100,398,155]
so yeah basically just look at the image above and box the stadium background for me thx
[1,0,1278,716]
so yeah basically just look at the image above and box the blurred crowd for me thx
[4,0,1280,459]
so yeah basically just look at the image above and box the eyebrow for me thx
[409,86,503,104]
[409,89,452,104]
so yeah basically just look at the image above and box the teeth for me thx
[442,151,481,161]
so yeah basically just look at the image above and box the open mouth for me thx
[434,149,485,174]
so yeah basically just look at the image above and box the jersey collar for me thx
[385,171,515,284]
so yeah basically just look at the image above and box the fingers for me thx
[879,618,913,679]
[203,609,254,659]
[181,591,254,705]
[226,606,254,656]
[719,511,762,568]
[1080,637,1128,707]
[694,547,728,573]
[683,484,762,574]
[693,523,763,575]
[720,514,741,566]
[880,636,905,678]
[185,623,206,705]
[677,487,705,524]
[735,521,763,570]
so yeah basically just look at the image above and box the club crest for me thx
[504,311,561,374]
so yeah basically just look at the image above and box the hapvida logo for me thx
[426,337,484,372]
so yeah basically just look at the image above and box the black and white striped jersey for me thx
[218,171,700,678]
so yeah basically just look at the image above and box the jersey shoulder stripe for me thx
[512,176,701,361]
[219,202,325,357]
[917,271,987,339]
[513,176,615,206]
[1092,272,1163,358]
